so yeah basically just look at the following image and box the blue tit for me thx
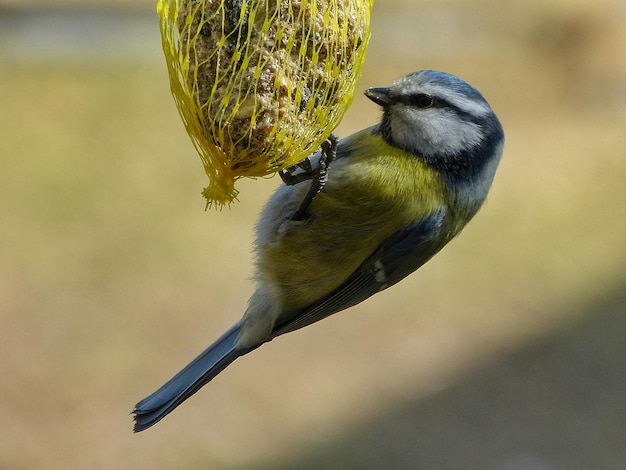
[133,70,504,432]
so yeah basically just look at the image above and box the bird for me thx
[132,70,504,432]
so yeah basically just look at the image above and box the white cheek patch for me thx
[424,111,484,151]
[391,107,484,157]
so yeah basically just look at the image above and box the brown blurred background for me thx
[1,1,625,469]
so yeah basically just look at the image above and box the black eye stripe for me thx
[397,93,442,109]
[411,93,435,108]
[396,93,486,125]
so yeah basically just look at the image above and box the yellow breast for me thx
[259,128,447,311]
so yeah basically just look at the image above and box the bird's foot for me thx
[280,134,338,221]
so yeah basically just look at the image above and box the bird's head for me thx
[365,70,504,186]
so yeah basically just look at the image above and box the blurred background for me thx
[1,0,625,468]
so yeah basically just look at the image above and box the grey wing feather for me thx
[270,210,446,338]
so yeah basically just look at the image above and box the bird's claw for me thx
[280,134,338,221]
[278,159,314,186]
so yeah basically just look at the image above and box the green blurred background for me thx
[1,1,625,468]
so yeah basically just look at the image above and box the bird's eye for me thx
[412,94,435,109]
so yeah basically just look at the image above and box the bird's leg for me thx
[282,134,338,221]
[279,134,338,187]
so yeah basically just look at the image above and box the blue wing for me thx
[270,209,447,338]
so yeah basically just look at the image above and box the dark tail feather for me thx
[132,323,246,432]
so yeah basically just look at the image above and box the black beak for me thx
[364,87,392,107]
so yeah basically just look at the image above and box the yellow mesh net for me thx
[157,0,373,207]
